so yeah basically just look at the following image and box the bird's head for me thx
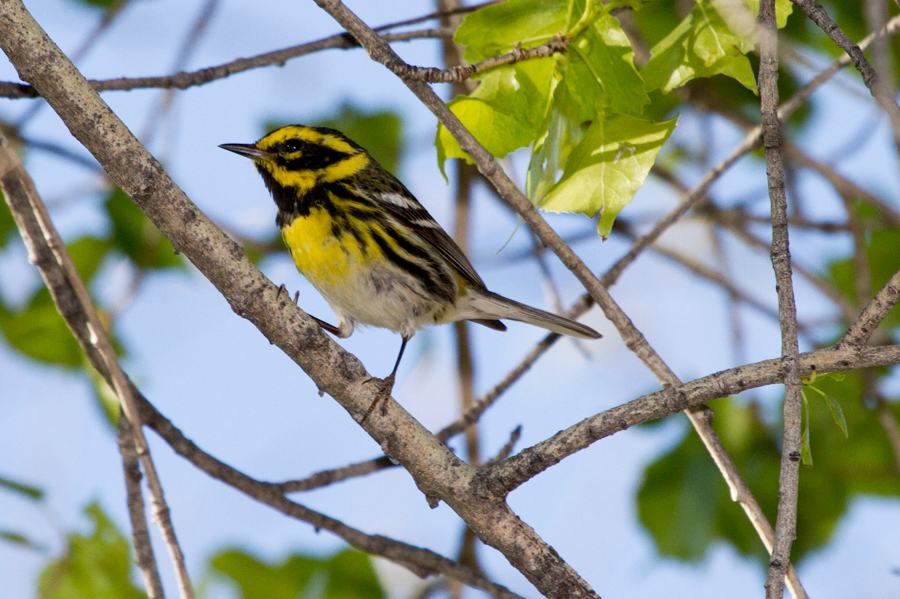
[220,125,369,193]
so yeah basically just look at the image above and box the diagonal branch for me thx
[0,131,195,599]
[480,343,900,489]
[790,0,900,151]
[306,3,810,597]
[0,3,589,597]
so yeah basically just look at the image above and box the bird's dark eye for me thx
[283,139,303,153]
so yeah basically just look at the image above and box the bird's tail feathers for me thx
[464,290,601,339]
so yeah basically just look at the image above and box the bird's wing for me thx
[372,188,487,289]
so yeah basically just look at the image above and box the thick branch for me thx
[0,3,581,598]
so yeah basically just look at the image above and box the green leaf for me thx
[86,362,121,429]
[454,0,569,62]
[1,529,47,551]
[0,288,83,367]
[800,388,813,466]
[210,549,319,599]
[68,236,113,283]
[641,0,758,94]
[562,13,649,120]
[209,547,384,599]
[527,108,584,204]
[312,106,404,175]
[743,0,794,28]
[37,503,146,599]
[436,59,557,172]
[0,190,16,249]
[0,474,44,500]
[324,550,384,599]
[105,188,181,271]
[539,113,677,238]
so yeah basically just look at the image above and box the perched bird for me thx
[220,125,600,397]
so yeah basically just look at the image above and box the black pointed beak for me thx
[219,143,270,160]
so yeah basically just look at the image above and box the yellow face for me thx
[252,126,369,196]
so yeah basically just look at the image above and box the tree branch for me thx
[117,417,166,599]
[480,343,900,491]
[0,130,195,599]
[790,0,900,151]
[0,26,452,98]
[759,3,803,597]
[0,3,589,597]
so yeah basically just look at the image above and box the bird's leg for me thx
[277,285,342,336]
[310,315,341,336]
[360,336,409,423]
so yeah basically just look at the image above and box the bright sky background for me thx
[1,1,899,598]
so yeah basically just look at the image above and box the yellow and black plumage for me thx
[221,125,600,390]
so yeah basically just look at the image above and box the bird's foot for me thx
[359,373,395,424]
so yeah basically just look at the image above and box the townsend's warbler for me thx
[221,125,600,391]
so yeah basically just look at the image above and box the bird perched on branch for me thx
[221,125,600,411]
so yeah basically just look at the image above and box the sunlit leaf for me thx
[436,59,557,172]
[562,13,649,121]
[539,113,677,237]
[37,503,146,599]
[454,0,569,62]
[642,0,757,94]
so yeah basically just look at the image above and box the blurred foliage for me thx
[0,186,181,369]
[209,547,385,599]
[830,203,900,331]
[38,503,147,599]
[638,388,900,565]
[0,473,44,501]
[639,198,900,564]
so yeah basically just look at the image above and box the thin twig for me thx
[131,395,525,599]
[759,2,804,597]
[396,37,570,83]
[0,131,195,599]
[0,27,453,99]
[274,457,395,493]
[118,417,166,599]
[790,0,900,151]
